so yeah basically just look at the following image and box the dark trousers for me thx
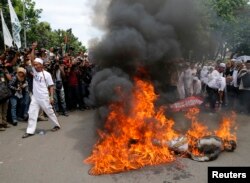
[10,92,30,122]
[227,86,240,110]
[79,81,90,108]
[68,85,82,110]
[10,96,21,121]
[54,89,67,113]
[206,86,218,110]
[239,90,250,113]
[22,92,30,117]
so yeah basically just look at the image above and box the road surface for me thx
[0,110,250,183]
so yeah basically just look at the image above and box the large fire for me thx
[85,79,237,175]
[185,107,237,156]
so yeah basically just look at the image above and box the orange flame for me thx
[185,108,237,155]
[185,108,211,155]
[85,79,237,175]
[84,78,178,175]
[215,112,237,142]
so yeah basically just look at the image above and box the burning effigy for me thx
[85,79,178,175]
[85,0,238,176]
[84,79,237,175]
[166,135,236,162]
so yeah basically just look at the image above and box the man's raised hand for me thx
[32,42,38,49]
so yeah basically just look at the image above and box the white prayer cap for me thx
[219,63,226,68]
[34,58,44,65]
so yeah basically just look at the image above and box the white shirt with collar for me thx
[207,70,226,91]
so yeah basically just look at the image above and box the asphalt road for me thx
[0,110,250,183]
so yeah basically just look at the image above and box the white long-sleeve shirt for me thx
[207,70,226,91]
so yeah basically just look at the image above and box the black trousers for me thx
[227,86,239,110]
[206,86,218,110]
[239,90,250,113]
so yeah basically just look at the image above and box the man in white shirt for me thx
[183,66,193,97]
[22,42,61,138]
[206,63,226,111]
[200,66,209,85]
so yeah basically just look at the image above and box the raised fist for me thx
[32,42,38,49]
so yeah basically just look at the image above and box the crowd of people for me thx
[1,43,250,133]
[0,43,96,132]
[174,58,250,113]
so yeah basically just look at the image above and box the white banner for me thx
[8,0,21,48]
[1,10,13,47]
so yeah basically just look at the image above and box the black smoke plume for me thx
[87,0,209,121]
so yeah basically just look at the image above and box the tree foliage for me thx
[1,0,249,57]
[27,23,86,52]
[226,7,250,55]
[0,0,86,53]
[209,0,248,21]
[0,0,41,49]
[206,0,250,59]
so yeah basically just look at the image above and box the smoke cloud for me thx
[88,0,209,121]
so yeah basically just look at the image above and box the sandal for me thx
[22,133,34,138]
[51,126,61,132]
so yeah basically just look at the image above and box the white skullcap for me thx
[34,58,44,65]
[219,63,226,68]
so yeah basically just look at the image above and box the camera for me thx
[45,56,65,73]
[53,47,60,53]
[76,57,84,66]
[6,47,18,62]
[0,63,5,69]
[59,58,64,65]
[54,47,63,56]
[35,48,46,58]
